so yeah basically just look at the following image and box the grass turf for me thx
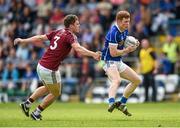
[0,102,180,127]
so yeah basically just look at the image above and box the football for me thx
[124,36,138,48]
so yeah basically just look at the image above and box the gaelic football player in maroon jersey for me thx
[14,15,101,120]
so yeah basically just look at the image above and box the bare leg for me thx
[109,66,142,116]
[31,83,61,120]
[120,66,141,98]
[39,93,56,109]
[106,66,121,98]
[106,66,122,113]
[30,86,49,101]
[19,86,49,117]
[38,83,61,109]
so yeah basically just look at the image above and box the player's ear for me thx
[69,24,74,29]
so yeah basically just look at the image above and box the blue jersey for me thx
[101,24,128,61]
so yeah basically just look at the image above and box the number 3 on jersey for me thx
[50,36,60,50]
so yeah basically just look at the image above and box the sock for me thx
[25,98,34,108]
[108,97,115,106]
[120,96,127,105]
[34,105,44,116]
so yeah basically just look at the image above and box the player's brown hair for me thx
[64,14,78,28]
[116,11,130,21]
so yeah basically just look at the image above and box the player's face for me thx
[118,18,130,30]
[72,20,80,33]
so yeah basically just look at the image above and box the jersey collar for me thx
[115,23,125,33]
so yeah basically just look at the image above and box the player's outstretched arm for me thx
[71,43,101,60]
[14,35,48,45]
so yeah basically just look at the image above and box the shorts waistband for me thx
[105,60,122,63]
[37,63,53,72]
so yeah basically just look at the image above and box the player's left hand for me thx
[135,39,140,47]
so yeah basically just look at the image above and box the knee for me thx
[49,83,61,98]
[52,90,61,98]
[112,79,121,86]
[133,77,142,86]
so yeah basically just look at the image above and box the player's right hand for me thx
[14,38,23,45]
[125,45,137,53]
[93,51,101,61]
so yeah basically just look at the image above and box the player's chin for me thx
[125,26,129,29]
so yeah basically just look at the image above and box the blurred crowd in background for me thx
[0,0,180,103]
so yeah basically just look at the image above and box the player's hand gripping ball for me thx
[124,36,139,48]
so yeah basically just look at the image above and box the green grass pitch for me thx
[0,102,180,127]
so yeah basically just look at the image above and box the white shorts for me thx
[37,63,61,85]
[103,61,128,73]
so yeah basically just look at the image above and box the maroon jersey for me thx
[39,28,77,71]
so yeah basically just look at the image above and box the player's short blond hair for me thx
[116,11,130,21]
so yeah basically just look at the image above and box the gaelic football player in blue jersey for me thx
[101,11,141,116]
